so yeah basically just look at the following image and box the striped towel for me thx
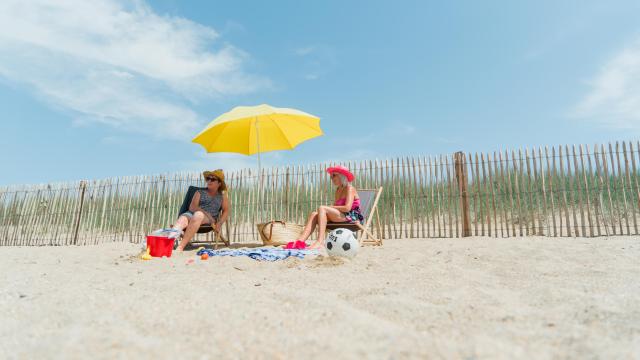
[196,247,318,261]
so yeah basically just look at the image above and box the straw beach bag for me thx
[257,221,304,246]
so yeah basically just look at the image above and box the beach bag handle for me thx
[262,220,286,241]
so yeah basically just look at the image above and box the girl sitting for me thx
[290,165,363,249]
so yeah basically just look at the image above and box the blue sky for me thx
[1,0,640,185]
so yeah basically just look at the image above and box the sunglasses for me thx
[205,177,220,183]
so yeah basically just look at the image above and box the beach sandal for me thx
[169,229,183,249]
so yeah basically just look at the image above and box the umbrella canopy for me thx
[192,104,322,155]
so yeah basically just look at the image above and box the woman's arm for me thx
[188,192,201,213]
[332,186,356,212]
[216,194,231,232]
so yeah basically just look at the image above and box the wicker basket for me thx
[257,221,304,246]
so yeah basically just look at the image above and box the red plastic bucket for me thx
[146,235,174,257]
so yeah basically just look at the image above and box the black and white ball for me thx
[325,228,359,258]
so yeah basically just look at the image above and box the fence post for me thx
[454,152,471,237]
[72,180,87,245]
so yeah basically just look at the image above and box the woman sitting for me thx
[172,169,230,252]
[293,165,364,249]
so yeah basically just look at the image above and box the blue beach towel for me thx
[196,247,318,262]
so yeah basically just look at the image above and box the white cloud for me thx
[293,44,336,81]
[0,0,268,139]
[573,38,640,131]
[294,46,316,56]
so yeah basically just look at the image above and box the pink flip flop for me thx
[284,240,307,250]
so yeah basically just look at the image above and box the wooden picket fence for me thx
[1,140,640,246]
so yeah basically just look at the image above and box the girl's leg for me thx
[309,206,347,249]
[176,211,207,251]
[297,211,319,241]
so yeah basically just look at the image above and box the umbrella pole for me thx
[255,117,263,222]
[257,151,262,221]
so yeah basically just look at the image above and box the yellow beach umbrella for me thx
[192,104,322,201]
[192,104,322,156]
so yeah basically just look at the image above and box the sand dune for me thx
[1,237,639,359]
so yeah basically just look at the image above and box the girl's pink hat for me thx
[326,165,355,182]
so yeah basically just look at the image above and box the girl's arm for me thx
[332,186,356,212]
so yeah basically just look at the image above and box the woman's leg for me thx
[309,206,347,249]
[176,211,209,251]
[297,211,319,241]
[173,215,190,231]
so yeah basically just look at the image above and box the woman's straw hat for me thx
[202,169,227,191]
[326,165,355,182]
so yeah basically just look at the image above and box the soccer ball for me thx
[325,228,359,258]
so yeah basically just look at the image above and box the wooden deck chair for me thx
[325,187,383,246]
[177,186,229,249]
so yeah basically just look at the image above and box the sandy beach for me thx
[1,237,639,359]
